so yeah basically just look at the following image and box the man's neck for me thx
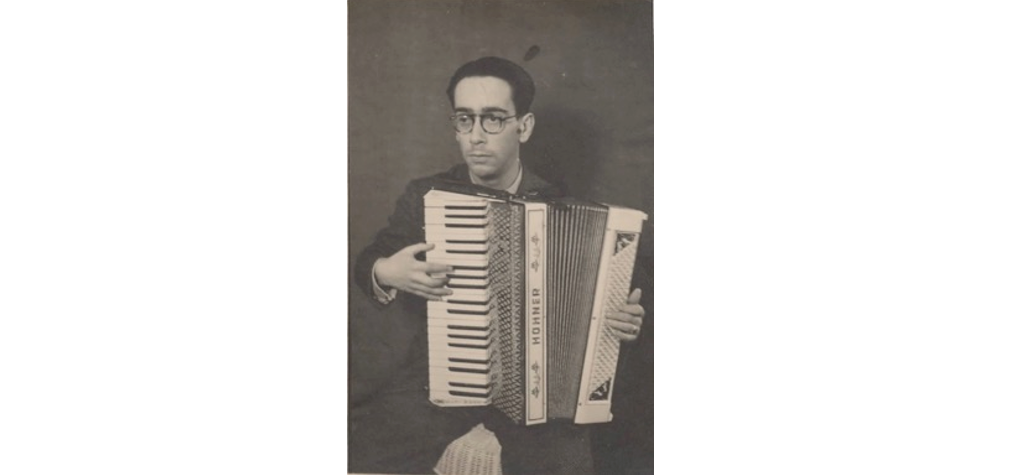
[470,159,521,191]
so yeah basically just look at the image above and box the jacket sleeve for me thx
[353,179,428,299]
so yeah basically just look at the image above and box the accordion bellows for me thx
[424,186,646,425]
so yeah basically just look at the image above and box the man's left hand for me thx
[606,288,645,342]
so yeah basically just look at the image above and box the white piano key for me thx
[427,347,494,364]
[426,316,492,328]
[427,321,492,334]
[429,385,493,398]
[428,370,493,385]
[428,357,492,372]
[428,299,490,312]
[428,339,493,353]
[426,251,488,264]
[428,330,492,345]
[424,257,490,272]
[429,389,492,405]
[428,332,492,347]
[424,226,491,240]
[423,215,489,226]
[446,277,489,288]
[428,343,492,359]
[445,267,489,278]
[424,207,489,220]
[441,208,489,218]
[427,320,493,334]
[433,241,489,253]
[427,298,490,310]
[426,309,492,322]
[441,287,490,302]
[424,193,489,206]
[427,345,495,361]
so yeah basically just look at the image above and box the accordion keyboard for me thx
[424,192,497,406]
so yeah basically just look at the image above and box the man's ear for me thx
[518,113,535,143]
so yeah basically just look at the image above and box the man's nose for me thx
[468,120,487,144]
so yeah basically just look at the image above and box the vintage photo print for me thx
[348,1,653,473]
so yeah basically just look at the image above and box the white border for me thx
[3,1,1017,473]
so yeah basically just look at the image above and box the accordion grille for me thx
[489,202,526,423]
[587,231,640,402]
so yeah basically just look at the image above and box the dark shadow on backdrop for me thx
[524,105,608,200]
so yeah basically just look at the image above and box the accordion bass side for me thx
[423,186,646,425]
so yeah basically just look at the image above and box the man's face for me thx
[452,76,533,181]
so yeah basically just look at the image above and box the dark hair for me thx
[446,56,536,115]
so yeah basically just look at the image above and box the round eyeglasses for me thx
[449,113,518,134]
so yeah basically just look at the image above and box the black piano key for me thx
[449,366,491,374]
[446,249,488,255]
[446,308,490,316]
[448,381,492,389]
[448,357,491,364]
[449,389,491,398]
[446,324,490,331]
[447,333,491,341]
[447,281,490,290]
[443,214,487,219]
[446,299,491,306]
[448,341,491,349]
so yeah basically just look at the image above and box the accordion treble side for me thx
[423,187,646,425]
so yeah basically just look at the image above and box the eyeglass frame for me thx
[449,113,519,135]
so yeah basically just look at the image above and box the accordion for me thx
[423,185,646,425]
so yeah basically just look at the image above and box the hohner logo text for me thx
[530,288,541,345]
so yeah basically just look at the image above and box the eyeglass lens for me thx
[453,115,510,134]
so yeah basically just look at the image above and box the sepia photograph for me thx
[347,1,654,473]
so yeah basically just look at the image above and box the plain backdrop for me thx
[2,1,1017,474]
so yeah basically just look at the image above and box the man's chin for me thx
[466,163,497,179]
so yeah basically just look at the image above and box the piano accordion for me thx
[424,186,647,425]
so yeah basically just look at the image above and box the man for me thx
[349,56,645,475]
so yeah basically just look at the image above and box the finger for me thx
[626,288,642,305]
[402,242,435,256]
[411,274,450,289]
[408,282,453,299]
[410,289,445,301]
[406,287,441,301]
[609,325,637,342]
[424,262,454,274]
[606,319,640,335]
[402,285,436,300]
[606,311,638,324]
[410,259,448,274]
[613,316,642,331]
[618,304,645,317]
[408,282,449,296]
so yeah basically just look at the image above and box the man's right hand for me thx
[374,243,454,301]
